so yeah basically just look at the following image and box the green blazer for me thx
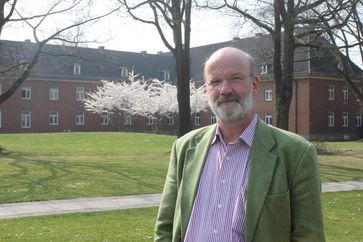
[155,119,325,242]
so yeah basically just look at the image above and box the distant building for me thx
[0,36,362,140]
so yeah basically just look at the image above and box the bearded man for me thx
[154,47,325,242]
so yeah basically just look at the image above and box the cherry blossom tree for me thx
[84,74,209,131]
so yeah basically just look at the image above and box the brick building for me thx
[0,36,362,140]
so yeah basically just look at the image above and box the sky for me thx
[1,1,245,54]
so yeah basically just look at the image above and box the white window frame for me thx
[49,111,59,126]
[124,113,132,126]
[21,86,31,100]
[21,111,31,128]
[167,115,174,125]
[163,70,170,81]
[76,112,85,126]
[328,85,335,100]
[342,112,349,127]
[210,114,216,124]
[328,112,334,127]
[342,86,348,104]
[76,87,85,101]
[195,113,201,126]
[146,116,155,126]
[121,67,128,78]
[73,63,81,75]
[265,112,272,125]
[100,113,110,125]
[49,87,59,101]
[356,113,362,127]
[264,86,273,101]
[261,64,268,75]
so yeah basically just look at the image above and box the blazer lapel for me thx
[180,125,216,237]
[245,121,277,242]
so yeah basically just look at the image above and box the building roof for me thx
[0,39,174,82]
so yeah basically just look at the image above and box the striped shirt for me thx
[184,115,257,242]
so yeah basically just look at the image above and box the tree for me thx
[306,0,363,102]
[0,0,120,104]
[84,75,208,132]
[197,0,359,130]
[119,0,192,137]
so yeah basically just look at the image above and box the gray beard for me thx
[209,88,253,124]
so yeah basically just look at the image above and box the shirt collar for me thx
[211,114,258,148]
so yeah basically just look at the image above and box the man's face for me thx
[205,52,258,124]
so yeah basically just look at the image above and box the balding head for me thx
[204,47,255,80]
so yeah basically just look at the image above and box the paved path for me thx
[0,181,362,219]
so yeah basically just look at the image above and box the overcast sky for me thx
[1,1,248,54]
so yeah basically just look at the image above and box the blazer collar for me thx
[245,120,277,242]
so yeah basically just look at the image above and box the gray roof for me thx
[0,40,175,82]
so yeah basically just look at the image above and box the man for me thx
[154,47,325,242]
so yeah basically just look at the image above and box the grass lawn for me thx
[316,140,363,183]
[0,132,175,203]
[0,191,361,241]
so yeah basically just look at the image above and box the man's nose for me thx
[220,80,233,95]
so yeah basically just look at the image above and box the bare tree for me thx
[197,0,360,130]
[119,0,192,137]
[0,0,120,104]
[306,0,363,102]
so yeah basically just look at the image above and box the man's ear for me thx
[252,75,260,94]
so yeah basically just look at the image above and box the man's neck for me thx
[218,113,255,144]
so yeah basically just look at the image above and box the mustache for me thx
[215,95,240,105]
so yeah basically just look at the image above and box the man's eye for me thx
[209,80,221,86]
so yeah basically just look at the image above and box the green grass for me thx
[0,207,158,241]
[316,140,363,183]
[0,132,175,203]
[323,191,363,242]
[0,133,362,204]
[0,191,361,241]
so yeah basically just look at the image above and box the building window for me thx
[210,114,216,124]
[328,111,334,127]
[342,86,348,104]
[49,87,59,101]
[146,116,155,126]
[328,85,335,100]
[264,86,273,101]
[21,111,31,128]
[49,111,59,126]
[121,67,128,78]
[356,113,362,127]
[167,115,174,125]
[76,112,84,126]
[337,63,343,71]
[73,63,81,75]
[76,87,85,101]
[100,113,110,125]
[265,112,272,124]
[195,113,201,126]
[261,64,269,75]
[342,112,349,127]
[21,86,31,99]
[124,113,132,126]
[162,70,170,81]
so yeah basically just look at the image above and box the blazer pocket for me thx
[255,191,291,242]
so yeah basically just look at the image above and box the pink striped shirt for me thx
[184,115,258,242]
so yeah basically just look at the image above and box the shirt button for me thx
[213,229,218,234]
[226,156,230,160]
[221,179,226,184]
[217,204,222,209]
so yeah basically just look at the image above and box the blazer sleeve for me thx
[290,143,325,242]
[154,141,179,242]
